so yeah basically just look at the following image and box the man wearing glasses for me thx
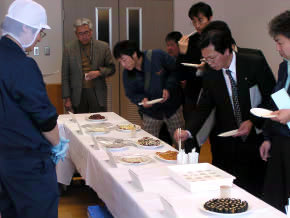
[175,26,275,198]
[62,18,115,113]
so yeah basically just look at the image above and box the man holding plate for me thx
[113,40,184,145]
[259,11,290,213]
[174,23,275,197]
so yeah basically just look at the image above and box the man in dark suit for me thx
[199,20,274,168]
[259,10,290,213]
[174,27,276,197]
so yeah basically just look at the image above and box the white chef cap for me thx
[1,0,50,49]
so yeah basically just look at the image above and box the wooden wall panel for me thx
[46,84,64,115]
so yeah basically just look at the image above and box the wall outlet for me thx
[34,47,39,56]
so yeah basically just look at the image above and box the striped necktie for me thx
[225,69,243,127]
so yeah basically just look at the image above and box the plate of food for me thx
[218,129,239,137]
[118,155,152,165]
[86,114,107,122]
[137,137,163,149]
[116,124,141,132]
[250,108,276,118]
[155,150,178,163]
[85,126,109,135]
[201,198,250,216]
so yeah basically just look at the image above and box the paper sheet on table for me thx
[271,88,290,129]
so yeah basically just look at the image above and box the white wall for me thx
[1,0,289,84]
[1,0,62,84]
[174,0,290,75]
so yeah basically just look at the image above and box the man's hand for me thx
[64,98,73,113]
[271,109,290,124]
[85,70,101,80]
[178,35,189,54]
[174,129,189,142]
[141,98,152,108]
[259,140,271,161]
[161,89,170,103]
[234,120,253,137]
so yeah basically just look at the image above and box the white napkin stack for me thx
[177,149,199,164]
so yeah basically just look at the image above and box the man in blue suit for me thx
[260,10,290,213]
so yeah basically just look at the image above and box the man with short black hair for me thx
[174,26,275,197]
[113,40,184,145]
[177,1,212,120]
[165,31,182,58]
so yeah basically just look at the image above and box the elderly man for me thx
[62,18,115,113]
[175,26,275,197]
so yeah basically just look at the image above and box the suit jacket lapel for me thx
[74,41,83,76]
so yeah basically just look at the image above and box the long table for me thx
[56,112,286,218]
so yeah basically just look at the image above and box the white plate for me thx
[250,108,276,118]
[138,98,163,106]
[137,143,164,150]
[85,116,107,122]
[116,124,141,132]
[102,144,128,152]
[181,63,199,68]
[155,154,177,163]
[118,155,152,165]
[200,203,251,216]
[218,129,239,137]
[86,129,109,135]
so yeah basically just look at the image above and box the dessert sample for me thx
[120,156,150,164]
[156,150,178,160]
[88,114,105,120]
[137,137,161,146]
[117,124,140,131]
[204,198,248,214]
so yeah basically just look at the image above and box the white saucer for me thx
[181,63,199,68]
[138,98,163,106]
[218,129,239,137]
[250,108,276,118]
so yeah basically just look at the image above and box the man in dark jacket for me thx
[113,40,184,144]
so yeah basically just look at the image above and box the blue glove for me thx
[51,137,69,164]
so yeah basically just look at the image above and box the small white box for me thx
[168,163,235,193]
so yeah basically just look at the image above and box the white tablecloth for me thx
[56,113,286,218]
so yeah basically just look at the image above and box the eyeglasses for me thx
[77,31,91,37]
[201,55,219,64]
[40,31,46,39]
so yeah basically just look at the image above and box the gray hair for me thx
[73,18,93,32]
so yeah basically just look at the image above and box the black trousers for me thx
[264,135,290,213]
[0,156,58,218]
[210,135,266,198]
[74,88,106,113]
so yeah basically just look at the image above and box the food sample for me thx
[204,198,248,214]
[137,137,161,146]
[88,114,105,120]
[121,156,149,164]
[86,127,106,132]
[156,150,178,160]
[117,124,140,131]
